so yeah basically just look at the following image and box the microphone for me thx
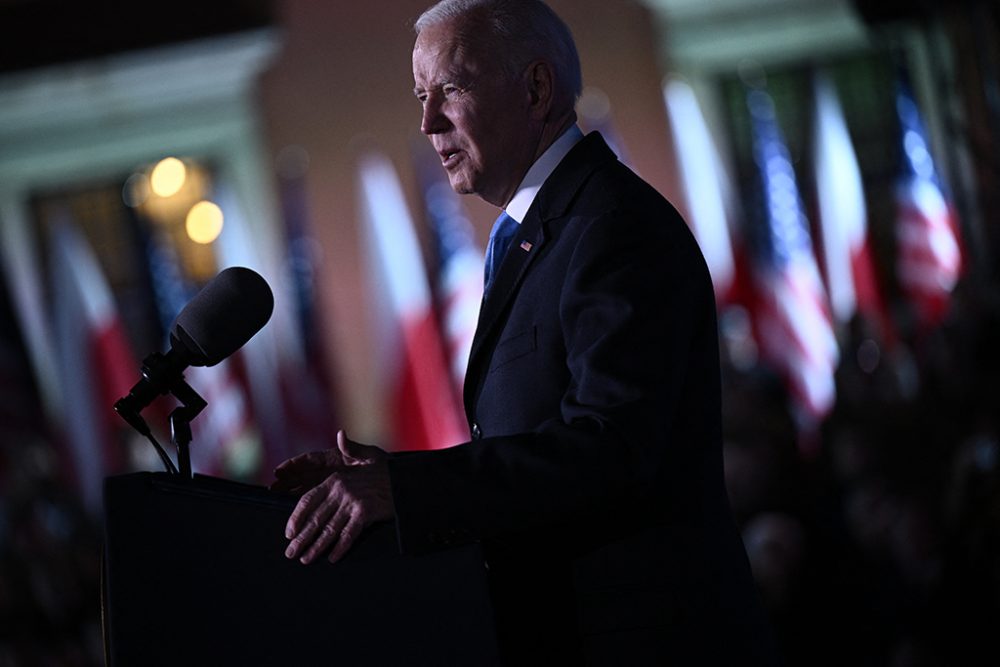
[114,266,274,433]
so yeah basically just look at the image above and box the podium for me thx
[101,472,500,666]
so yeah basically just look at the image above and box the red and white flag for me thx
[664,78,737,303]
[412,140,483,395]
[49,217,139,510]
[358,151,468,451]
[812,74,885,330]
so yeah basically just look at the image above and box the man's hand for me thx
[271,428,373,494]
[274,431,393,565]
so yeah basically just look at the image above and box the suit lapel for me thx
[462,132,619,416]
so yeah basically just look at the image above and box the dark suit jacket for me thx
[388,133,778,665]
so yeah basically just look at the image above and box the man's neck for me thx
[533,112,577,165]
[504,122,583,222]
[497,110,578,210]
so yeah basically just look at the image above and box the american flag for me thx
[893,73,963,331]
[272,149,342,462]
[745,86,839,427]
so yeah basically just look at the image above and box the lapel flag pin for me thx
[520,240,533,252]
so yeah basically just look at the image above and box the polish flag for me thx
[412,139,483,395]
[664,78,737,303]
[49,218,139,510]
[358,151,468,451]
[812,74,883,326]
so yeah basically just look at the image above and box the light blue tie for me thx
[483,211,518,294]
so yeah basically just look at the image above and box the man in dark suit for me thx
[274,0,777,663]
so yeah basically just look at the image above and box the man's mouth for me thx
[439,149,461,168]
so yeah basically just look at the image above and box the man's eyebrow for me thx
[413,80,463,97]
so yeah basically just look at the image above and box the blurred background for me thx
[1,0,998,664]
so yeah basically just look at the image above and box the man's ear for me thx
[525,60,555,119]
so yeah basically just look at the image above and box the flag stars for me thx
[903,130,933,179]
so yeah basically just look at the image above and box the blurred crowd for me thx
[728,281,1000,666]
[0,436,104,666]
[1,282,999,666]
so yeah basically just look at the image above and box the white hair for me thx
[415,0,582,109]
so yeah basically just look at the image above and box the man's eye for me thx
[442,84,462,97]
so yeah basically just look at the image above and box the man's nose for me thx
[420,98,448,135]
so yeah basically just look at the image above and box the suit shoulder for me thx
[553,160,713,290]
[580,161,682,223]
[569,161,694,244]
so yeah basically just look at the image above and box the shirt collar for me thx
[504,124,584,223]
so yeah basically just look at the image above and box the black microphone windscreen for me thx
[171,266,274,366]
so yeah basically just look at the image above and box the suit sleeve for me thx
[387,203,721,555]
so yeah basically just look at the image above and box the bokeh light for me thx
[185,200,224,244]
[150,157,187,197]
[122,172,150,207]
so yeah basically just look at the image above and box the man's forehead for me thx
[413,30,487,82]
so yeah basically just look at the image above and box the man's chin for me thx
[446,173,475,196]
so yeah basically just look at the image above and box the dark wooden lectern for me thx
[102,472,500,666]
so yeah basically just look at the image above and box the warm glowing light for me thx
[185,200,224,244]
[150,157,187,197]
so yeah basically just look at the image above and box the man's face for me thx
[412,18,537,207]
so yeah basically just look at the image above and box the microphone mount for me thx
[166,375,207,480]
[114,349,206,479]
